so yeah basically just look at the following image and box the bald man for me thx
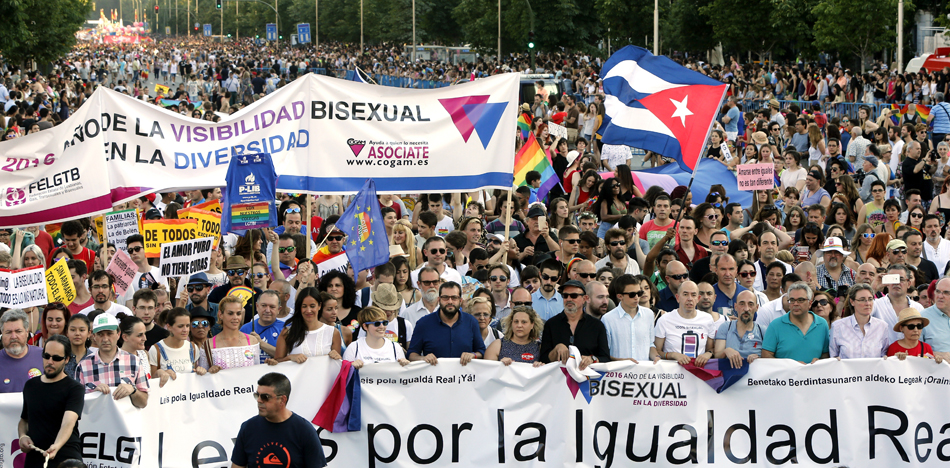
[714,290,763,368]
[654,281,716,366]
[656,261,689,312]
[572,260,598,287]
[794,261,819,292]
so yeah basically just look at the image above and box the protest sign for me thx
[194,198,222,214]
[93,215,105,244]
[106,248,138,298]
[736,163,775,191]
[45,258,76,306]
[104,208,141,252]
[0,265,47,308]
[315,251,348,277]
[222,153,278,234]
[141,219,198,258]
[178,208,221,249]
[154,83,170,95]
[547,121,568,141]
[159,237,214,277]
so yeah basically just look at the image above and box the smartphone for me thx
[882,274,901,285]
[538,216,548,231]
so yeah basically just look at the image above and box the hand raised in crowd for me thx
[520,246,535,260]
[264,227,278,244]
[176,294,188,309]
[296,262,316,287]
[663,226,677,242]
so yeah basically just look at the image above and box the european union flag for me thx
[334,179,389,275]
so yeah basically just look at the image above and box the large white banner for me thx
[0,73,519,227]
[1,357,948,467]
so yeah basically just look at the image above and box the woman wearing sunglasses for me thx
[342,307,409,368]
[810,290,839,326]
[849,224,876,265]
[886,308,942,363]
[189,307,215,371]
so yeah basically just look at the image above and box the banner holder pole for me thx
[306,194,312,259]
[501,186,514,265]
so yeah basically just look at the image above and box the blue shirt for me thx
[532,290,563,322]
[656,287,678,312]
[762,311,830,362]
[712,283,748,314]
[724,106,740,133]
[240,319,285,363]
[602,305,656,360]
[932,102,950,134]
[407,311,486,358]
[716,321,764,359]
[921,306,950,352]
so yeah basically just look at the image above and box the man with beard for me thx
[18,335,84,468]
[904,230,939,284]
[184,273,221,335]
[401,267,441,327]
[922,214,950,276]
[595,228,641,275]
[816,238,855,290]
[133,289,168,349]
[603,275,659,362]
[408,282,484,365]
[713,290,764,368]
[531,259,564,322]
[208,256,262,325]
[0,309,44,393]
[585,281,611,319]
[75,314,149,408]
[78,270,133,317]
[539,280,610,367]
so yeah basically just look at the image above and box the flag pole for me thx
[501,186,514,265]
[305,194,312,259]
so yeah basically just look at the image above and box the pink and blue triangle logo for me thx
[439,95,508,149]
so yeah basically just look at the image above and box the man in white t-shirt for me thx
[79,270,133,317]
[120,234,167,308]
[410,237,462,288]
[425,194,455,237]
[654,281,716,366]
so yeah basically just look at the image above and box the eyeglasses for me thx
[812,299,829,307]
[327,235,345,242]
[609,240,626,247]
[253,392,281,402]
[739,271,756,278]
[440,295,461,301]
[903,323,924,330]
[191,320,210,328]
[472,313,491,319]
[788,297,810,304]
[711,240,728,246]
[278,246,296,253]
[227,269,246,276]
[863,233,876,239]
[285,207,301,214]
[128,246,144,253]
[490,275,508,282]
[577,272,596,279]
[890,248,907,254]
[871,189,885,193]
[564,239,580,244]
[512,301,532,306]
[363,320,390,327]
[541,273,559,281]
[668,273,688,281]
[187,285,206,292]
[429,248,446,255]
[562,292,585,299]
[620,290,643,298]
[43,353,66,362]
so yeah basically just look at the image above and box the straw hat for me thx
[389,244,408,258]
[893,308,929,332]
[372,283,402,310]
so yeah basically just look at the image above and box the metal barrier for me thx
[739,98,892,121]
[342,70,451,89]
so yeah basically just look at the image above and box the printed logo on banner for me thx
[4,187,26,207]
[240,173,261,195]
[346,138,366,157]
[4,168,84,207]
[439,95,508,149]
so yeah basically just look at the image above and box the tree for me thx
[812,0,909,72]
[595,0,659,51]
[0,0,92,65]
[667,0,717,55]
[701,0,786,62]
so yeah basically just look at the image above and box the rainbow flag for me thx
[890,104,931,125]
[910,104,930,120]
[517,112,532,139]
[229,202,270,230]
[889,104,903,125]
[514,133,560,202]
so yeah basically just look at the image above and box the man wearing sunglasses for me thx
[872,264,923,343]
[531,259,565,322]
[689,231,729,283]
[231,373,327,468]
[410,237,462,289]
[595,228,641,275]
[603,275,659,363]
[539,280,609,368]
[119,234,168,309]
[208,256,262,326]
[402,267,442,327]
[184,273,221,335]
[487,264,513,323]
[0,309,43,393]
[816,237,856,292]
[19,335,85,468]
[570,260,598,288]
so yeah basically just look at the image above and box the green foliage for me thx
[0,0,92,65]
[812,0,910,70]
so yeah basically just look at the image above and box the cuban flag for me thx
[600,46,728,172]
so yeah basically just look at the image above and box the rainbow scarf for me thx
[517,112,532,140]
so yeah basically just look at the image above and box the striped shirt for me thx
[75,349,149,394]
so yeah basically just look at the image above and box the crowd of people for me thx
[4,36,950,468]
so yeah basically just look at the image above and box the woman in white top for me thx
[781,150,808,192]
[208,296,262,372]
[270,287,342,364]
[117,313,150,380]
[470,294,501,348]
[149,308,206,387]
[343,307,410,368]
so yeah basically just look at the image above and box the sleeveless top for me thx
[498,339,541,363]
[290,325,335,357]
[211,334,260,370]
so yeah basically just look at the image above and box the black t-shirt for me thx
[916,258,940,285]
[145,325,170,350]
[21,376,84,468]
[252,77,266,94]
[901,155,933,201]
[514,231,558,267]
[231,413,327,468]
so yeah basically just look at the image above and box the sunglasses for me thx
[429,248,447,255]
[187,285,206,292]
[903,323,924,330]
[327,235,345,242]
[43,353,67,362]
[490,275,508,282]
[891,248,907,254]
[562,292,585,299]
[191,320,210,328]
[285,207,301,214]
[227,269,246,276]
[46,302,67,311]
[541,273,559,281]
[668,273,688,281]
[711,240,728,246]
[739,271,756,278]
[911,213,924,218]
[420,279,441,286]
[863,233,876,239]
[253,392,281,402]
[609,240,626,247]
[620,290,643,298]
[577,272,596,279]
[512,301,533,307]
[564,239,581,244]
[128,246,144,253]
[812,299,829,307]
[363,320,390,327]
[706,214,718,220]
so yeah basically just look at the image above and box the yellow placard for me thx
[178,208,222,249]
[142,219,199,258]
[194,198,222,214]
[93,215,105,244]
[154,83,170,95]
[45,258,76,306]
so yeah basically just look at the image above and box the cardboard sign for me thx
[736,163,776,191]
[0,265,48,308]
[159,237,214,277]
[547,121,568,141]
[141,219,199,258]
[316,251,349,277]
[93,215,105,244]
[104,209,141,252]
[45,258,77,306]
[193,198,222,214]
[178,208,221,249]
[106,248,138,298]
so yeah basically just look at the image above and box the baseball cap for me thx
[92,313,119,334]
